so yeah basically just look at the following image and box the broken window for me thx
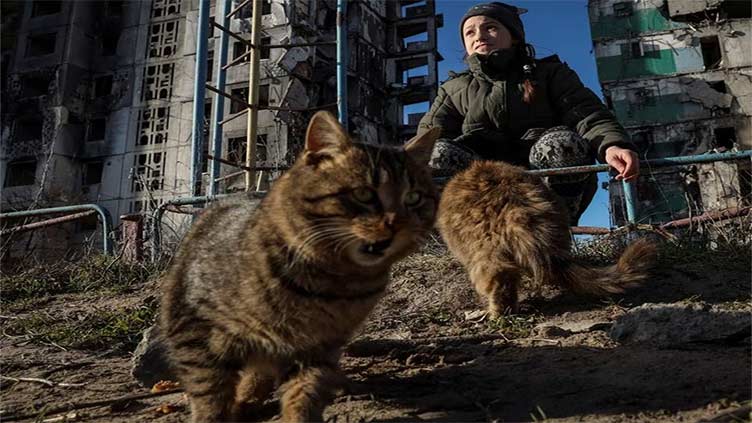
[147,20,179,58]
[31,0,62,17]
[233,41,250,63]
[131,152,165,192]
[142,63,174,101]
[93,75,113,98]
[26,33,57,57]
[82,161,104,185]
[228,136,247,164]
[238,2,252,19]
[721,1,751,19]
[137,106,170,146]
[260,37,271,60]
[237,0,270,18]
[102,32,120,56]
[713,127,736,150]
[4,158,37,187]
[151,0,180,19]
[256,134,268,163]
[207,50,214,82]
[104,0,123,18]
[620,41,643,59]
[258,84,269,107]
[700,36,722,69]
[14,115,43,142]
[230,87,249,114]
[22,74,51,97]
[612,2,633,16]
[87,118,107,141]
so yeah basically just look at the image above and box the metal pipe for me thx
[209,0,231,197]
[207,154,289,171]
[151,193,267,261]
[0,204,113,255]
[336,0,348,129]
[206,85,338,113]
[527,150,752,177]
[570,226,612,235]
[622,179,638,224]
[245,0,262,191]
[151,196,221,261]
[191,0,211,196]
[660,206,750,229]
[0,211,95,235]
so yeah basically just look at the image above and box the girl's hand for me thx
[605,146,639,181]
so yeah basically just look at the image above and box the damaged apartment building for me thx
[0,0,442,257]
[589,0,751,225]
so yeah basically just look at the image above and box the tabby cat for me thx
[438,160,656,317]
[160,111,439,422]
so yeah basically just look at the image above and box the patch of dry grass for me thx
[3,302,157,350]
[0,255,165,307]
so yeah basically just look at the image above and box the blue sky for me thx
[410,0,614,227]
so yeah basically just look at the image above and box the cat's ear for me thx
[305,111,350,154]
[404,127,441,166]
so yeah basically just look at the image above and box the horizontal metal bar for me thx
[527,150,752,177]
[211,19,253,46]
[267,41,336,48]
[215,170,246,182]
[0,204,113,254]
[219,109,248,125]
[151,193,264,261]
[0,211,95,235]
[207,154,289,171]
[660,206,750,229]
[222,50,251,70]
[206,83,254,109]
[206,85,338,113]
[570,226,612,235]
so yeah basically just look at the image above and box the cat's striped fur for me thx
[160,112,440,422]
[438,160,656,317]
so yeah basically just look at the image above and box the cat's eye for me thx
[405,191,422,206]
[352,187,376,204]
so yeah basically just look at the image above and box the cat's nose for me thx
[360,238,393,256]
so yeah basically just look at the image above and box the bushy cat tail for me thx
[557,238,657,297]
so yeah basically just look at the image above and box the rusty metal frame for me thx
[0,205,114,255]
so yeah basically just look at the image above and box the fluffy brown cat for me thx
[438,160,656,317]
[160,111,440,422]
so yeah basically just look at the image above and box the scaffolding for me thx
[189,0,346,196]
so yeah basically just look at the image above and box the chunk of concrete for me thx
[130,324,175,387]
[610,302,751,346]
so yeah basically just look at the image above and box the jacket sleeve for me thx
[418,83,464,141]
[547,62,634,163]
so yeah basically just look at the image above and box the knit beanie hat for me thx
[460,2,526,44]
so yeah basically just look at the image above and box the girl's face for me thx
[462,15,513,56]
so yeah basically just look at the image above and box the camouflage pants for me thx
[429,126,597,225]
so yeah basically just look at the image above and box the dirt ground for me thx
[1,237,750,422]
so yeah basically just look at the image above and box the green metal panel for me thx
[596,48,677,81]
[591,8,686,39]
[639,185,689,223]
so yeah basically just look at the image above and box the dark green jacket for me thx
[418,50,632,165]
